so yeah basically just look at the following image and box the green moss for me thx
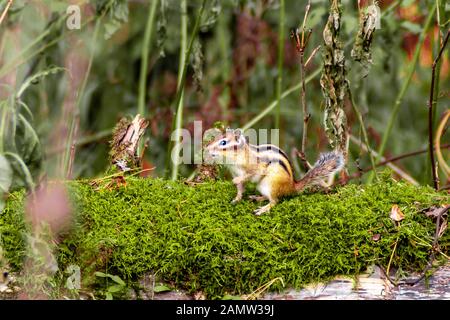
[1,175,448,298]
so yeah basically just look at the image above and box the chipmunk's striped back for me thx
[249,144,294,179]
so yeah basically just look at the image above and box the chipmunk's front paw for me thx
[231,198,241,205]
[253,208,264,216]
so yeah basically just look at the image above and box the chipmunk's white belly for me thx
[228,165,244,178]
[228,165,263,183]
[257,178,272,198]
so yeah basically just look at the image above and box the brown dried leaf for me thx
[438,219,447,239]
[390,205,405,222]
[372,234,381,242]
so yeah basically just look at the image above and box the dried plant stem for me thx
[138,0,159,155]
[351,144,450,178]
[350,135,418,185]
[300,52,309,157]
[299,1,311,158]
[428,29,449,189]
[275,0,285,129]
[0,0,12,26]
[245,277,284,300]
[386,236,400,278]
[347,84,378,180]
[304,45,321,67]
[435,110,450,176]
[368,3,436,183]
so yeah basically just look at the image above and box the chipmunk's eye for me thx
[219,140,227,146]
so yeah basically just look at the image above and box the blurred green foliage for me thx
[0,0,448,188]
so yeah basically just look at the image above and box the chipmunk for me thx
[205,129,344,215]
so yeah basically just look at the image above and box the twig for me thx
[245,277,284,300]
[403,205,450,286]
[0,0,13,27]
[292,0,312,164]
[139,138,149,165]
[351,143,450,178]
[378,264,398,286]
[293,147,312,170]
[428,29,449,189]
[349,135,419,185]
[435,106,450,177]
[304,45,321,67]
[386,236,399,277]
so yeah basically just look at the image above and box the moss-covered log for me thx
[0,174,448,298]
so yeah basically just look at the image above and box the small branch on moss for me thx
[429,30,450,189]
[244,277,284,300]
[378,264,398,286]
[349,135,419,185]
[386,236,400,278]
[403,205,449,286]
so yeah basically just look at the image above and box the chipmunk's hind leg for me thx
[253,198,277,216]
[253,178,277,215]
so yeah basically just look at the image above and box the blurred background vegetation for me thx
[0,0,448,197]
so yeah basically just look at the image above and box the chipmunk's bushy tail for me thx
[294,151,345,191]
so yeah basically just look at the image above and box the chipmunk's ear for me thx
[234,128,243,140]
[234,129,247,145]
